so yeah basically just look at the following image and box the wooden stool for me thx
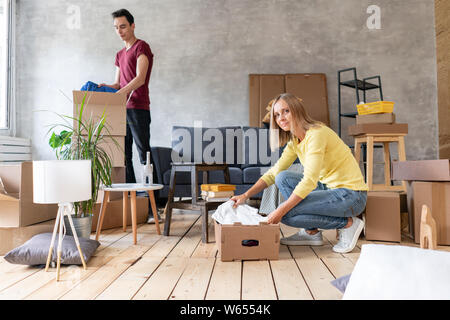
[95,183,163,244]
[163,162,230,243]
[354,133,407,192]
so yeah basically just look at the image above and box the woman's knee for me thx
[275,170,301,189]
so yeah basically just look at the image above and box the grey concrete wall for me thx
[15,0,438,179]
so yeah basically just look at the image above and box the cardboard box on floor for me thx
[215,221,280,261]
[413,181,450,245]
[91,196,148,232]
[0,196,149,255]
[0,219,55,255]
[364,192,407,243]
[73,91,127,136]
[391,160,450,243]
[0,162,57,227]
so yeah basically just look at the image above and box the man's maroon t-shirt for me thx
[115,39,153,110]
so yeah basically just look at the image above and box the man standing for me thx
[100,8,161,223]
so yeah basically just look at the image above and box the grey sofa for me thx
[151,125,296,202]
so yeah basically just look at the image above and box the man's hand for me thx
[267,210,284,224]
[98,83,106,88]
[230,193,248,208]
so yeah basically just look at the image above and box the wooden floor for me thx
[1,213,449,300]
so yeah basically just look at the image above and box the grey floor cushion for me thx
[4,233,100,266]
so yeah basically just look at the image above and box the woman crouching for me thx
[231,93,368,253]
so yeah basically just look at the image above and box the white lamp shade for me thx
[33,160,92,204]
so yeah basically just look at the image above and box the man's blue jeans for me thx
[275,171,367,230]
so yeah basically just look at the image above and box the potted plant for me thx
[48,93,122,238]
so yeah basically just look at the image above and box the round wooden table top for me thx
[102,183,164,192]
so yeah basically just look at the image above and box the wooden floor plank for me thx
[170,258,216,300]
[205,260,241,300]
[95,257,162,300]
[290,246,341,300]
[132,257,188,300]
[0,265,42,294]
[24,256,113,300]
[168,218,202,258]
[270,245,313,300]
[191,218,217,258]
[242,260,277,300]
[59,241,153,300]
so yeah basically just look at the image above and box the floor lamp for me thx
[33,160,92,281]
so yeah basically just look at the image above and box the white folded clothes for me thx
[212,200,268,225]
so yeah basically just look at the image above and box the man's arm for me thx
[116,54,149,95]
[99,67,121,90]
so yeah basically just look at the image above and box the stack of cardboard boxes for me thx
[0,91,149,254]
[392,160,450,246]
[72,91,149,232]
[348,107,408,242]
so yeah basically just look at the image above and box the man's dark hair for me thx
[112,9,134,25]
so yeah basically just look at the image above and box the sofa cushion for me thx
[243,166,271,184]
[208,167,243,184]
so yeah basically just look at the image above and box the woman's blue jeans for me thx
[275,171,367,230]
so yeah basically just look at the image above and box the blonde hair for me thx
[269,93,323,151]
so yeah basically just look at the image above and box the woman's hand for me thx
[267,210,284,224]
[230,193,248,208]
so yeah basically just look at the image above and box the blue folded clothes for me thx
[80,81,117,93]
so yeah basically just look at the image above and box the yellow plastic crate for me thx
[356,101,394,115]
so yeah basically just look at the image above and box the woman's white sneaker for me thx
[280,229,324,246]
[333,217,364,253]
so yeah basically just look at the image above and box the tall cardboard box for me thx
[248,74,330,127]
[0,162,57,227]
[97,136,125,168]
[413,181,450,245]
[215,221,280,261]
[73,91,127,136]
[364,192,401,242]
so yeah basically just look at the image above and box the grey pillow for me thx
[4,233,100,266]
[331,273,352,293]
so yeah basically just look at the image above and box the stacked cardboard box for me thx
[392,159,450,245]
[73,91,126,168]
[364,191,407,242]
[73,91,127,203]
[349,106,408,136]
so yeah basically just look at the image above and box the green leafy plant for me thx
[47,92,122,217]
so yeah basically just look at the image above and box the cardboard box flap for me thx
[0,175,19,201]
[73,90,126,106]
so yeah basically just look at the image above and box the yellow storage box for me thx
[357,101,394,115]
